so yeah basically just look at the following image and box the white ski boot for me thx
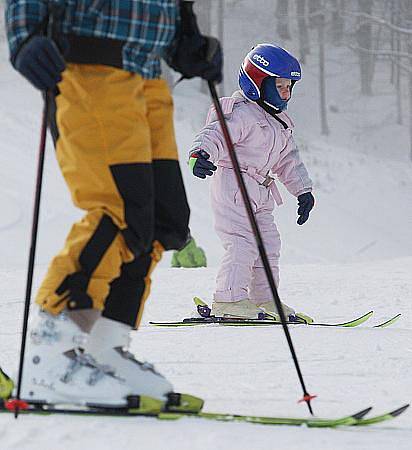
[20,309,173,407]
[257,300,296,318]
[211,299,262,319]
[258,301,314,323]
[83,316,173,402]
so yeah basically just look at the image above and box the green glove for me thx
[171,237,207,268]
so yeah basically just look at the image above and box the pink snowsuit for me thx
[190,91,312,303]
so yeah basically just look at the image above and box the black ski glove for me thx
[189,150,217,178]
[165,1,223,83]
[13,35,66,91]
[297,192,315,225]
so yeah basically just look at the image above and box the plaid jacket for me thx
[5,0,179,78]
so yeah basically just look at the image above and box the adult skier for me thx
[189,44,315,320]
[4,0,222,406]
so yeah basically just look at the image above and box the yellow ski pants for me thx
[37,64,189,327]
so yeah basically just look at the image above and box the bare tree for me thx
[339,0,412,158]
[296,0,310,64]
[356,0,374,96]
[408,38,412,160]
[311,0,330,136]
[209,0,225,95]
[392,0,403,125]
[330,0,345,45]
[0,1,6,42]
[403,1,412,160]
[276,0,291,41]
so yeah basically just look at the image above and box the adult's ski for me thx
[0,398,408,428]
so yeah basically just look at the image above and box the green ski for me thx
[151,297,400,329]
[0,398,408,428]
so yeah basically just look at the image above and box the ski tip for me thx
[193,296,205,305]
[390,404,410,418]
[374,313,402,328]
[352,406,373,420]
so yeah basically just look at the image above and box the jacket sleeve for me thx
[6,0,49,63]
[189,105,246,163]
[273,135,313,197]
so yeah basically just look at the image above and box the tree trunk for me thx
[390,0,396,84]
[296,0,310,64]
[357,0,374,96]
[311,0,329,135]
[318,10,330,136]
[408,38,412,161]
[330,0,344,45]
[409,69,412,161]
[209,0,225,96]
[0,1,5,41]
[395,3,403,125]
[276,0,291,41]
[308,0,321,28]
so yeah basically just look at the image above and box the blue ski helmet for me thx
[239,44,301,112]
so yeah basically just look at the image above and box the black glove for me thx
[166,1,223,82]
[297,192,315,225]
[189,150,217,178]
[13,35,66,91]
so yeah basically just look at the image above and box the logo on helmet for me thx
[252,54,269,67]
[291,71,301,77]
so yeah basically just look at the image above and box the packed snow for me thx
[0,15,412,450]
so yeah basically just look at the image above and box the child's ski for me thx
[150,297,400,329]
[0,398,408,428]
[150,313,373,328]
[373,313,402,328]
[151,297,374,328]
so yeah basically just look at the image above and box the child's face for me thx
[275,78,292,101]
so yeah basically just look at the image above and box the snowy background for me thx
[1,1,412,449]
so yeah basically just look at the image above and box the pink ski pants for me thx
[211,168,281,303]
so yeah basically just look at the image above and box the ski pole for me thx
[13,1,64,419]
[14,95,49,419]
[207,81,316,415]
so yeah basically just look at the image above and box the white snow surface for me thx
[1,23,412,450]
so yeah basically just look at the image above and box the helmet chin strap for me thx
[256,99,289,129]
[263,98,288,113]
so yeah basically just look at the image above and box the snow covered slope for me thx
[0,261,411,450]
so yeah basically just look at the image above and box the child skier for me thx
[189,44,315,320]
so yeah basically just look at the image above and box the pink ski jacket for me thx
[190,91,312,205]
